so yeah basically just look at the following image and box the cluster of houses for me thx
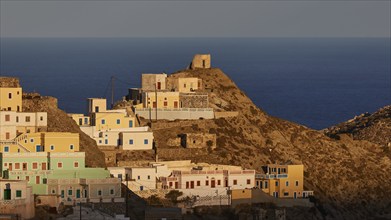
[0,78,123,219]
[0,55,313,219]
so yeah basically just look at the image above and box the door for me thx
[9,163,12,171]
[294,192,297,199]
[4,189,11,200]
[175,182,178,189]
[174,101,178,108]
[23,163,27,171]
[76,189,81,198]
[36,176,40,184]
[140,186,144,191]
[5,132,10,139]
[153,102,157,108]
[129,120,133,128]
[157,82,161,90]
[36,145,41,152]
[42,163,47,170]
[211,180,216,188]
[202,60,206,68]
[190,181,194,189]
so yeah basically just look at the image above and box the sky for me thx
[0,0,390,38]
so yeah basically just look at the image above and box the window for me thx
[169,182,173,187]
[40,116,43,121]
[164,101,167,107]
[70,145,74,150]
[233,180,237,185]
[99,140,102,144]
[16,116,19,122]
[275,181,279,186]
[8,93,12,99]
[43,178,47,184]
[129,120,133,128]
[129,139,134,145]
[51,189,56,194]
[61,190,65,198]
[117,119,120,124]
[147,175,150,179]
[16,190,22,198]
[118,174,122,180]
[197,181,201,186]
[265,181,268,189]
[26,116,30,122]
[32,163,38,169]
[101,119,105,124]
[217,180,221,185]
[5,114,10,121]
[137,176,140,180]
[205,180,209,186]
[98,190,102,196]
[247,179,251,185]
[110,189,114,195]
[286,181,289,187]
[50,145,55,151]
[4,146,9,152]
[15,163,20,169]
[284,192,289,196]
[26,176,29,182]
[295,181,299,186]
[58,162,63,168]
[184,83,186,88]
[30,138,34,143]
[84,118,88,124]
[79,118,83,125]
[74,162,79,168]
[144,139,148,145]
[105,139,108,144]
[68,190,72,196]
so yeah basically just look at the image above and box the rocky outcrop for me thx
[0,77,20,87]
[22,93,106,168]
[324,105,391,150]
[145,68,391,219]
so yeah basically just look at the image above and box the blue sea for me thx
[0,38,390,130]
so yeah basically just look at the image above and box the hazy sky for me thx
[0,1,390,38]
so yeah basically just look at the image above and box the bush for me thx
[165,190,183,204]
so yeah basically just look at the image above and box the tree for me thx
[165,190,183,204]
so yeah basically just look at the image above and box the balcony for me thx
[255,174,288,179]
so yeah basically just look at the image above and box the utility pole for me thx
[125,173,129,217]
[79,199,82,220]
[154,83,157,121]
[111,76,115,109]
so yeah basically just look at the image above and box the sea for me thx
[0,38,390,130]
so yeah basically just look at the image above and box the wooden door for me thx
[174,101,178,108]
[190,181,194,189]
[211,180,216,188]
[42,163,47,170]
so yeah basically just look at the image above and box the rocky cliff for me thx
[22,93,106,168]
[324,105,391,152]
[146,68,391,219]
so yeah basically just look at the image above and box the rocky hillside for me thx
[147,68,391,219]
[324,105,391,150]
[22,93,106,168]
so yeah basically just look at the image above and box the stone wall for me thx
[0,77,20,87]
[136,108,214,121]
[182,133,216,149]
[157,148,209,160]
[214,111,239,119]
[191,54,211,69]
[179,93,208,108]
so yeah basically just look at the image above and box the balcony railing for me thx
[255,174,288,179]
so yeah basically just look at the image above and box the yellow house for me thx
[90,110,135,131]
[255,164,309,199]
[87,98,107,113]
[69,113,90,126]
[0,132,79,153]
[0,87,22,112]
[141,73,167,91]
[141,91,180,109]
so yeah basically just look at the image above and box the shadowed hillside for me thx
[22,93,106,168]
[148,68,391,219]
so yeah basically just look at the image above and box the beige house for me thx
[166,77,202,93]
[0,180,35,219]
[87,98,107,113]
[119,129,154,150]
[161,169,255,197]
[141,73,167,91]
[108,167,157,191]
[0,111,47,140]
[141,91,180,109]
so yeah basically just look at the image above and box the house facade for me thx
[0,180,35,219]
